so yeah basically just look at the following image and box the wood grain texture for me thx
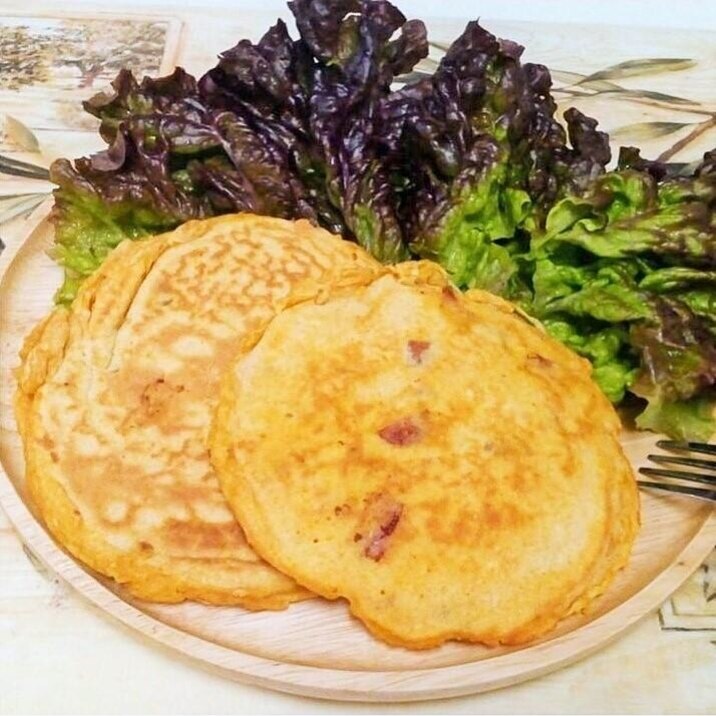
[0,207,714,702]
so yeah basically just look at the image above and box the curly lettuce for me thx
[527,148,716,439]
[48,0,716,440]
[51,1,429,302]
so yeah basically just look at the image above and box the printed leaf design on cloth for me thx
[610,121,693,143]
[0,193,47,224]
[3,114,40,152]
[580,57,697,82]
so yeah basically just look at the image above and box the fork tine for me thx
[647,454,716,471]
[656,439,716,456]
[639,466,716,485]
[638,480,716,503]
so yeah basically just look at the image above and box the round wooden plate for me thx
[1,203,714,702]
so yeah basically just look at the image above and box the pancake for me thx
[16,214,383,607]
[211,263,640,647]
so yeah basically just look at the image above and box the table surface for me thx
[0,1,715,713]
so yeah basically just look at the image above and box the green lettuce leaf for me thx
[50,154,191,304]
[630,297,716,403]
[542,318,637,402]
[528,150,716,439]
[45,1,716,442]
[415,158,531,290]
[388,21,609,289]
[533,255,653,322]
[636,396,716,442]
[539,169,716,263]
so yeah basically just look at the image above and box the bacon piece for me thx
[378,417,422,445]
[363,498,404,561]
[407,339,431,364]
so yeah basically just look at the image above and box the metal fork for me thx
[638,440,716,503]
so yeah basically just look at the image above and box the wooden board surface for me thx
[0,204,714,702]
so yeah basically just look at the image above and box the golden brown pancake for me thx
[16,214,383,606]
[211,263,640,646]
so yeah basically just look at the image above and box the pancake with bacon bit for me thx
[16,213,383,607]
[211,262,639,647]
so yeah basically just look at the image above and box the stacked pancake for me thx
[16,215,382,607]
[16,214,639,647]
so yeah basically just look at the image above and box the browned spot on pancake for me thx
[442,285,459,302]
[483,503,502,529]
[425,502,475,547]
[526,353,553,369]
[407,340,431,364]
[140,378,185,418]
[378,417,422,446]
[165,519,242,553]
